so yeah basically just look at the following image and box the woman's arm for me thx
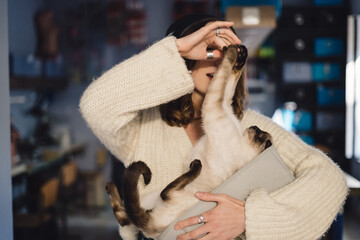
[79,36,194,161]
[175,110,347,240]
[241,109,348,240]
[79,21,241,163]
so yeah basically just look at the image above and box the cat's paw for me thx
[234,45,248,70]
[189,159,202,172]
[223,45,238,66]
[223,45,248,71]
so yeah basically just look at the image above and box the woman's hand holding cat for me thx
[174,192,246,240]
[175,21,242,61]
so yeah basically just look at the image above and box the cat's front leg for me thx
[160,159,202,201]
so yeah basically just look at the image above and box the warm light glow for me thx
[354,17,360,160]
[242,7,260,25]
[346,16,355,159]
[355,103,360,159]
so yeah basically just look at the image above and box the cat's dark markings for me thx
[106,45,273,240]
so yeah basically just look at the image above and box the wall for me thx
[0,0,14,239]
[8,0,43,138]
[8,0,43,54]
[47,0,176,173]
[351,0,360,13]
[7,0,181,177]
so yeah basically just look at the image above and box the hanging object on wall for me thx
[34,9,59,60]
[107,0,147,47]
[11,117,21,166]
[10,9,65,79]
[173,0,210,20]
[107,0,128,46]
[126,0,148,46]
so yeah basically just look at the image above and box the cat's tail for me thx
[122,161,152,229]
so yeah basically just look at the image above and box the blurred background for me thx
[1,0,360,239]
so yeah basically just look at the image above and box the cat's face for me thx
[244,126,273,152]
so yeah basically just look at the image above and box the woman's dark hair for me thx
[160,14,247,127]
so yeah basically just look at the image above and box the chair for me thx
[79,147,107,208]
[14,177,59,240]
[58,159,80,238]
[60,160,78,191]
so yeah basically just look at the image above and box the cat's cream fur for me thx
[106,45,272,240]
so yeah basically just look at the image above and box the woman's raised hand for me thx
[175,21,242,60]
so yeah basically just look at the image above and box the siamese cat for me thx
[106,45,272,240]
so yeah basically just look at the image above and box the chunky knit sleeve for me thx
[79,36,194,161]
[241,109,348,240]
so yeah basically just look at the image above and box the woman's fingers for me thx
[201,21,241,46]
[195,192,230,202]
[175,214,213,240]
[176,20,242,60]
[205,24,241,52]
[174,192,236,230]
[219,36,232,46]
[196,191,245,205]
[175,192,245,240]
[202,21,234,35]
[197,233,217,240]
[216,27,242,45]
[204,22,241,43]
[213,37,227,51]
[176,225,210,240]
[174,214,206,231]
[203,49,223,60]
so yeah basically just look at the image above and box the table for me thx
[345,172,360,196]
[11,143,86,211]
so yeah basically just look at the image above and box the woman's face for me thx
[191,58,221,96]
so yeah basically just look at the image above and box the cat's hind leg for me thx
[122,161,152,228]
[160,159,202,201]
[106,182,132,226]
[118,224,139,240]
[105,182,139,240]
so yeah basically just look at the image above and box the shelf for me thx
[226,6,276,57]
[316,105,345,111]
[274,4,348,159]
[275,27,347,37]
[277,54,346,62]
[11,142,86,178]
[282,81,344,87]
[10,76,68,91]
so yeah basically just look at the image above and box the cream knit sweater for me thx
[80,36,348,239]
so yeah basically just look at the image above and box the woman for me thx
[80,14,348,240]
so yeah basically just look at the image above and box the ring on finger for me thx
[206,50,214,59]
[198,215,205,224]
[216,27,220,36]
